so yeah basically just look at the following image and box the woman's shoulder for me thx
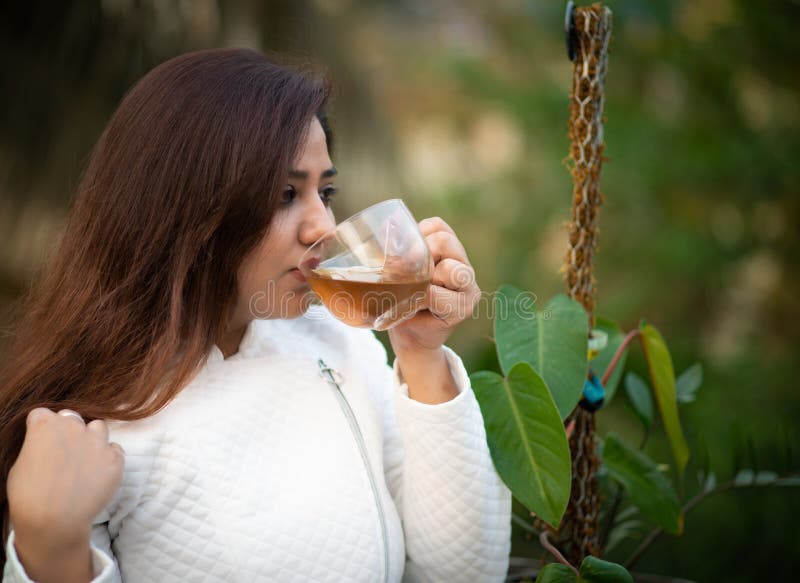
[103,308,388,443]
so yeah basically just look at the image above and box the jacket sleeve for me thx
[360,332,512,583]
[3,522,120,583]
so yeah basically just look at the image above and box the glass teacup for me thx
[298,199,432,330]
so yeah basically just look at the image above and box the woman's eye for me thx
[281,186,297,205]
[320,186,338,205]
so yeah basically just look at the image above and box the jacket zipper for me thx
[318,358,390,583]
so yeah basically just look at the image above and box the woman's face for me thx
[232,117,337,327]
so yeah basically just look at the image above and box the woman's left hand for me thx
[388,217,480,355]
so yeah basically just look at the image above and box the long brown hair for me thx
[0,48,330,554]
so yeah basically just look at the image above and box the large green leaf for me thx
[676,362,703,404]
[471,362,571,527]
[639,322,690,475]
[591,316,628,403]
[602,434,683,535]
[578,556,634,583]
[494,286,588,419]
[537,563,578,582]
[624,371,653,429]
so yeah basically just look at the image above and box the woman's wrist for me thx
[13,525,93,583]
[394,345,460,405]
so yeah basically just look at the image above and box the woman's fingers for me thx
[86,419,109,442]
[419,216,457,237]
[425,230,469,265]
[431,258,477,291]
[27,407,116,450]
[109,442,126,457]
[9,407,125,540]
[57,409,85,425]
[87,419,125,458]
[425,282,481,325]
[25,407,53,430]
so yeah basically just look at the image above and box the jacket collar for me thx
[208,305,330,364]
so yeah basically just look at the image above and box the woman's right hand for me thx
[7,407,125,553]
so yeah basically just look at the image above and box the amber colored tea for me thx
[307,265,430,329]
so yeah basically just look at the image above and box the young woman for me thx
[0,48,511,582]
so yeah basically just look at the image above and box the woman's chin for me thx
[284,290,319,319]
[248,285,319,320]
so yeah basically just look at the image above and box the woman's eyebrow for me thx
[288,167,338,180]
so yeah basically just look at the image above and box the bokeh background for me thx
[1,1,798,581]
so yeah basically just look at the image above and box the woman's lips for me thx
[289,268,306,282]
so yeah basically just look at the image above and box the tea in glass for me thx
[298,199,432,330]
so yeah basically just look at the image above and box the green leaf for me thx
[603,518,644,554]
[734,470,782,486]
[702,471,717,492]
[471,362,571,528]
[747,435,759,475]
[591,317,628,404]
[537,563,578,583]
[639,323,690,475]
[755,471,779,484]
[695,431,711,478]
[776,476,800,486]
[624,371,654,429]
[602,434,683,535]
[676,363,703,404]
[730,422,746,476]
[578,556,634,583]
[494,286,588,419]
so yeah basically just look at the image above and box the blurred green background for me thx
[1,1,798,581]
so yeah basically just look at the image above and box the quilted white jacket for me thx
[4,305,511,582]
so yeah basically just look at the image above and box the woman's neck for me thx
[216,321,248,359]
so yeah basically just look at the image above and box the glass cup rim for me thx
[302,197,413,256]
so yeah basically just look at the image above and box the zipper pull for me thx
[318,358,345,386]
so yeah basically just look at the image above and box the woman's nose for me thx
[299,198,336,246]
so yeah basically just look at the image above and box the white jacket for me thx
[4,305,511,582]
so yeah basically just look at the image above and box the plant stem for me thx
[601,329,641,386]
[539,531,579,575]
[512,512,539,535]
[624,477,789,569]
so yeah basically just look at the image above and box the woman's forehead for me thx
[291,119,332,174]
